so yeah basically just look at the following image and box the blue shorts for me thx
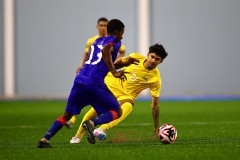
[65,82,120,115]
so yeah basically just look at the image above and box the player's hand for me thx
[123,57,139,66]
[112,70,129,78]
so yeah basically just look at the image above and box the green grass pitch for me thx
[0,100,240,160]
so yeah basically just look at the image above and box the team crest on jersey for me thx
[129,73,138,82]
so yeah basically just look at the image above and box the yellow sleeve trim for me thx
[119,45,125,52]
[85,35,99,53]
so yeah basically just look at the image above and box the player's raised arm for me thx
[114,56,139,69]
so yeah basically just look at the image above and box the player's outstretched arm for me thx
[151,97,159,136]
[114,56,139,69]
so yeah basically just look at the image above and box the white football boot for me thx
[70,137,81,144]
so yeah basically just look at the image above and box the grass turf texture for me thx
[0,100,239,160]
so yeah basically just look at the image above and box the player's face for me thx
[114,28,124,40]
[97,21,108,36]
[146,53,163,70]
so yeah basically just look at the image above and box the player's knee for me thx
[119,99,134,107]
[109,109,122,120]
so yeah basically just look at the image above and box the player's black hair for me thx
[149,43,168,59]
[107,19,125,35]
[97,17,108,24]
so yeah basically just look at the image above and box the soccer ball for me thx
[158,124,177,144]
[93,128,107,140]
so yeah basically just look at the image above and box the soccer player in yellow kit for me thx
[65,17,126,128]
[70,43,168,143]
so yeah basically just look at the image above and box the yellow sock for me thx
[69,115,77,124]
[75,107,97,138]
[99,102,133,131]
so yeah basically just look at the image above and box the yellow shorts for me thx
[105,73,134,102]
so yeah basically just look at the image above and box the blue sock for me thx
[44,117,66,140]
[92,111,114,126]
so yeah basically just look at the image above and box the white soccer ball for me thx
[93,128,107,140]
[158,124,177,144]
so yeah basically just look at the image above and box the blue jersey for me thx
[75,36,121,85]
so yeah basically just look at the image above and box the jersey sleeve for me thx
[149,71,161,98]
[119,45,125,53]
[85,38,92,53]
[150,80,161,98]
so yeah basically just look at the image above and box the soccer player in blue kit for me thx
[37,19,135,148]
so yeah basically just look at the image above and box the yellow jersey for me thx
[85,35,125,53]
[105,53,161,101]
